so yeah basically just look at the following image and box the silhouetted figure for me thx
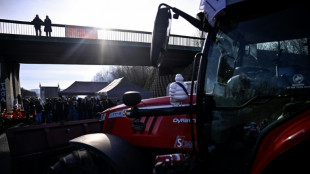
[72,101,79,121]
[106,99,114,108]
[32,14,43,36]
[80,99,89,120]
[44,98,53,123]
[29,99,36,122]
[55,98,63,122]
[93,100,103,118]
[44,15,52,37]
[35,100,43,124]
[62,99,69,121]
[23,99,30,119]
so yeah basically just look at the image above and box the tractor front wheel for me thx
[48,149,116,174]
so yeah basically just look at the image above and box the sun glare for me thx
[75,0,160,31]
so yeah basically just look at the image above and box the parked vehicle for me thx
[7,0,310,173]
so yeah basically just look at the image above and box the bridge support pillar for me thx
[0,60,21,112]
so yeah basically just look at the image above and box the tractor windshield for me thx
[205,4,310,108]
[202,3,310,173]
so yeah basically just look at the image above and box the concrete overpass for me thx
[0,19,203,110]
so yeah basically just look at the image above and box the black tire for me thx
[48,149,116,174]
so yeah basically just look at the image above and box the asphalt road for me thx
[0,133,11,174]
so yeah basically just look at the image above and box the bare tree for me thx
[257,39,307,55]
[111,66,154,88]
[92,67,113,83]
[93,66,155,89]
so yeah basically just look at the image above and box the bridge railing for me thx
[0,19,204,47]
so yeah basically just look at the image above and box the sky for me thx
[0,0,202,90]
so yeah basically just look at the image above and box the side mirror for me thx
[150,5,172,67]
[217,55,235,84]
[123,91,142,107]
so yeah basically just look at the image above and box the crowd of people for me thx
[22,97,117,124]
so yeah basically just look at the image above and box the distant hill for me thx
[21,88,38,98]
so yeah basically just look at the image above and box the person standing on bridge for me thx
[44,15,52,37]
[31,14,43,36]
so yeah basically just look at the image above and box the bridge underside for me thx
[0,34,200,69]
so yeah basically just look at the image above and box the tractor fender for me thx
[250,108,310,173]
[69,133,151,174]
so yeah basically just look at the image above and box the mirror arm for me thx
[158,3,172,9]
[158,4,207,32]
[171,7,206,32]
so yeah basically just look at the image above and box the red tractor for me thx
[49,1,310,173]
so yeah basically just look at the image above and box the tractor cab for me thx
[200,4,310,172]
[125,1,310,173]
